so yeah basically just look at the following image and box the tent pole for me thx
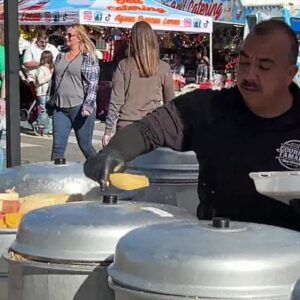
[209,32,213,81]
[4,0,21,167]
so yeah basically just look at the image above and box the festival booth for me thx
[8,0,213,115]
[78,0,213,103]
[155,0,245,89]
[0,0,93,48]
[4,0,92,25]
[79,0,213,78]
[0,0,113,119]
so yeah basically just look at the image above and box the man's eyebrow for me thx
[240,50,275,64]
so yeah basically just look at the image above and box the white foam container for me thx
[249,171,300,205]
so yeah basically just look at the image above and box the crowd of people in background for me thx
[3,25,100,161]
[10,22,179,161]
[1,21,222,162]
[4,19,300,232]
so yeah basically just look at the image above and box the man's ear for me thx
[288,64,298,82]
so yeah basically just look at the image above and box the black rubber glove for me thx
[84,149,126,192]
[84,123,151,191]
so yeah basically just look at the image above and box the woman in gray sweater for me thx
[51,24,100,162]
[102,21,175,147]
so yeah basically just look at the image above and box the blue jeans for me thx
[51,105,97,160]
[36,96,53,134]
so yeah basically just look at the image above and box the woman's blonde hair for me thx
[130,21,160,78]
[71,24,96,57]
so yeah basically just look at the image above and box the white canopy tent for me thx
[241,0,300,6]
[79,0,213,79]
[0,0,214,79]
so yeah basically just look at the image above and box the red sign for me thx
[164,0,223,20]
[116,0,143,3]
[108,0,167,14]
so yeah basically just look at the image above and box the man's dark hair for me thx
[250,19,299,65]
[196,45,204,54]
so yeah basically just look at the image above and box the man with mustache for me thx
[84,20,300,230]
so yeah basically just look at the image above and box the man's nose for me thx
[245,63,257,80]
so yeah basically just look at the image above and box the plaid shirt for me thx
[54,52,100,113]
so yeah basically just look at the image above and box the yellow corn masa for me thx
[109,173,149,191]
[5,213,23,228]
[19,193,73,214]
[0,218,7,228]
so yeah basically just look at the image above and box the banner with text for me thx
[81,0,213,33]
[156,0,245,24]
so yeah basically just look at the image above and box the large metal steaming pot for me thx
[109,218,300,300]
[0,152,198,300]
[0,161,99,198]
[128,147,199,215]
[0,161,100,300]
[0,230,14,300]
[4,198,195,300]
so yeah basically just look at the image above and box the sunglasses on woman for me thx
[67,33,76,39]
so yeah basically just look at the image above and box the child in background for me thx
[35,50,54,135]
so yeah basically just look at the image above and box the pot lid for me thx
[11,201,194,263]
[127,147,199,182]
[0,161,99,198]
[109,219,300,299]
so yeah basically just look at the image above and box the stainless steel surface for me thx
[128,147,199,182]
[130,184,199,216]
[109,279,191,300]
[0,230,16,300]
[0,161,100,300]
[0,277,8,300]
[11,201,194,262]
[0,231,15,274]
[4,253,114,300]
[128,148,199,215]
[5,199,194,300]
[0,159,198,212]
[250,171,300,204]
[109,220,300,299]
[0,161,99,198]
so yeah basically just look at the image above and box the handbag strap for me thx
[53,51,81,96]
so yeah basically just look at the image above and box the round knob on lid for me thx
[103,194,118,204]
[212,217,230,229]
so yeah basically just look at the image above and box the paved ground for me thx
[2,121,105,164]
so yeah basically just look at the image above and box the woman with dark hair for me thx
[102,21,174,147]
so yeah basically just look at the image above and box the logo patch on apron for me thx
[277,140,300,170]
